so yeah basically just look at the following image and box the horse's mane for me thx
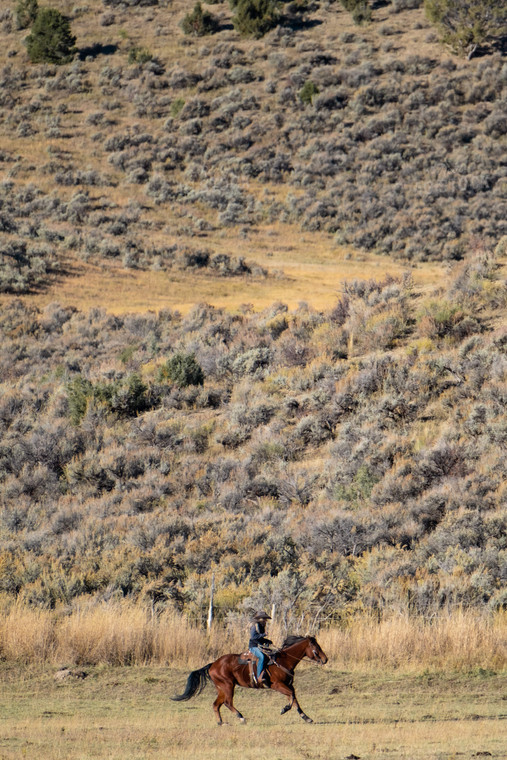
[281,634,316,649]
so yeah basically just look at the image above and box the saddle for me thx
[238,649,276,688]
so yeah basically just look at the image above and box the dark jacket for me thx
[249,622,271,649]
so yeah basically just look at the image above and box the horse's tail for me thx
[171,663,212,702]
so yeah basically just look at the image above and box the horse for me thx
[171,634,328,725]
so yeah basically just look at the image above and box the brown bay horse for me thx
[171,635,328,725]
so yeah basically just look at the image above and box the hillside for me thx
[0,0,506,633]
[0,0,505,310]
[0,240,506,625]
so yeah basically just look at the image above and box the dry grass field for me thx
[1,231,447,315]
[0,662,506,760]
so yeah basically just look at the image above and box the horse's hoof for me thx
[303,716,313,724]
[239,717,247,724]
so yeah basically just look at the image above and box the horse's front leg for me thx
[280,700,294,715]
[271,682,313,724]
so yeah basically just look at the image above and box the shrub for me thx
[15,0,38,30]
[416,299,466,340]
[107,373,151,418]
[67,376,93,425]
[67,374,152,423]
[25,8,77,65]
[128,46,153,64]
[299,80,319,106]
[181,2,218,35]
[170,98,185,117]
[159,353,205,387]
[0,240,57,294]
[424,0,506,59]
[231,0,280,38]
[340,0,372,25]
[231,347,271,376]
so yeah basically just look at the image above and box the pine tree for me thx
[181,2,218,36]
[158,353,205,387]
[25,8,77,64]
[231,0,280,38]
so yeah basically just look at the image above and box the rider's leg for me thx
[250,647,266,683]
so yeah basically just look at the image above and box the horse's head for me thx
[305,636,328,665]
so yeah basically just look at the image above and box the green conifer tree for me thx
[231,0,280,38]
[181,2,218,35]
[25,8,77,64]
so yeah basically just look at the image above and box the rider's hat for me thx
[252,610,271,621]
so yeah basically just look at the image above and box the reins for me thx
[268,639,323,671]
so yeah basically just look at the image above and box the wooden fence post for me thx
[207,573,215,630]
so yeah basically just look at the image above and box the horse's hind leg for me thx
[222,682,246,723]
[213,689,225,726]
[212,680,245,725]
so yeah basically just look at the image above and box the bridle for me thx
[269,638,326,671]
[309,642,326,664]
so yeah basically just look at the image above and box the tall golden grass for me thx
[318,610,507,671]
[0,602,505,671]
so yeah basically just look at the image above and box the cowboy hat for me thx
[252,610,271,621]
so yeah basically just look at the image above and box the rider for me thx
[249,611,272,686]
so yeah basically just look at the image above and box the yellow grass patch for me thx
[0,231,446,316]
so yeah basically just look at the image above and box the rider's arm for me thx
[250,624,271,647]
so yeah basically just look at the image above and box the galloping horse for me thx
[171,635,328,725]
